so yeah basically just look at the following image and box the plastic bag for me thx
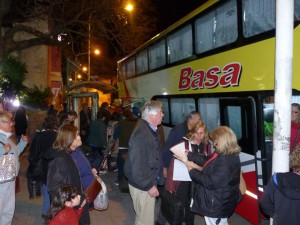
[93,176,108,210]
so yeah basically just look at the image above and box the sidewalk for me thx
[12,151,266,225]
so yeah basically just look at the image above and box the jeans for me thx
[41,184,50,216]
[117,148,128,182]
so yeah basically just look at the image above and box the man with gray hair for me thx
[124,100,164,225]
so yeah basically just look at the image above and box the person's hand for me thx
[148,185,159,198]
[92,168,98,176]
[21,135,29,143]
[185,160,203,171]
[80,199,87,208]
[3,143,11,153]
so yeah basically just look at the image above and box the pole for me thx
[88,15,91,81]
[271,1,294,222]
[273,0,294,173]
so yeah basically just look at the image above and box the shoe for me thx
[114,181,119,186]
[42,214,47,219]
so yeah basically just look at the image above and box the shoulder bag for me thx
[0,141,17,184]
[84,176,102,203]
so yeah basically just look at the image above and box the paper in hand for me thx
[170,142,188,162]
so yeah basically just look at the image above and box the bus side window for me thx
[198,97,220,132]
[170,98,196,125]
[155,97,170,124]
[263,104,274,184]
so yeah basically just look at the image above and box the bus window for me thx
[263,103,274,141]
[149,39,166,70]
[121,63,126,79]
[195,0,237,54]
[126,56,136,78]
[242,0,275,38]
[167,24,193,63]
[170,98,196,125]
[136,49,148,75]
[225,106,243,140]
[220,98,255,156]
[198,97,220,132]
[156,97,170,124]
[296,0,300,20]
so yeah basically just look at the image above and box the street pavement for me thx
[12,150,269,225]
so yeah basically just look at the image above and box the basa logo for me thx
[178,62,242,90]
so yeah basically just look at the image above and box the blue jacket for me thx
[260,172,300,225]
[70,148,94,190]
[162,122,188,168]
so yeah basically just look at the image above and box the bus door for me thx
[219,97,260,225]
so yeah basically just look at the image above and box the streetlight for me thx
[125,3,134,12]
[75,49,100,80]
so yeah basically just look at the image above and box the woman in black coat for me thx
[185,126,241,225]
[46,124,90,225]
[26,115,58,217]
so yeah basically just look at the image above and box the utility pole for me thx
[88,15,91,81]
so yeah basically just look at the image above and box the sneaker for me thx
[114,180,119,186]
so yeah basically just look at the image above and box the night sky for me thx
[154,0,207,33]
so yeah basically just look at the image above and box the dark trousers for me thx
[117,148,128,182]
[175,181,195,225]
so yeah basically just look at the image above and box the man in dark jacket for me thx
[260,144,300,225]
[124,100,164,225]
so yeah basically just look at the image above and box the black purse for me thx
[160,188,183,225]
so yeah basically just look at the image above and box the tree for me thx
[0,56,27,99]
[0,0,157,62]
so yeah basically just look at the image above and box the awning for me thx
[68,81,117,94]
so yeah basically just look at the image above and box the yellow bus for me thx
[117,0,300,224]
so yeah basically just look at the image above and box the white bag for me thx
[93,176,108,210]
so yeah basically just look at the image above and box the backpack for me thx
[106,121,118,154]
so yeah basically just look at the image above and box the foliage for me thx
[0,56,27,99]
[0,0,157,60]
[264,121,274,137]
[21,86,53,109]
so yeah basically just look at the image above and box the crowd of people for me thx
[1,99,300,225]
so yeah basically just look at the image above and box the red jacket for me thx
[49,207,83,225]
[290,122,300,152]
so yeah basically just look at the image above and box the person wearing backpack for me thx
[27,115,58,218]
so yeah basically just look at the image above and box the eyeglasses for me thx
[0,119,13,124]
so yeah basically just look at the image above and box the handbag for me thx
[160,188,183,225]
[94,176,109,211]
[84,176,102,203]
[0,152,17,184]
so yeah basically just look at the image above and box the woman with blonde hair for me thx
[163,121,211,225]
[185,126,241,225]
